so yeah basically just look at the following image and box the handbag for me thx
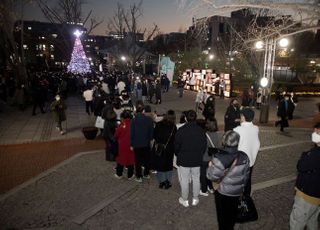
[236,194,258,223]
[95,116,105,129]
[206,133,216,156]
[154,127,175,156]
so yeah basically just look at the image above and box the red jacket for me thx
[115,119,135,166]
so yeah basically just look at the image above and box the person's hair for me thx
[164,110,176,124]
[186,110,197,122]
[135,100,144,113]
[241,108,255,122]
[222,130,240,147]
[113,98,121,109]
[314,122,320,129]
[196,119,206,130]
[179,111,187,124]
[230,99,238,105]
[120,110,132,119]
[206,118,218,132]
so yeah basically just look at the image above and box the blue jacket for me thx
[130,113,154,148]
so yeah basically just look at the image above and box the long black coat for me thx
[153,121,177,171]
[224,105,240,132]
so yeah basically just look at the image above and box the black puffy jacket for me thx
[296,146,320,198]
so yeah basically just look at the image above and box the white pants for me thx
[290,195,320,230]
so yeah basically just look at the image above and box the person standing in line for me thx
[202,95,215,121]
[153,110,177,189]
[114,110,135,180]
[117,78,126,95]
[195,88,204,113]
[130,101,154,182]
[165,76,170,92]
[175,110,207,207]
[290,123,320,230]
[219,79,225,99]
[148,79,155,104]
[177,76,185,98]
[276,94,290,132]
[83,86,94,115]
[199,118,219,196]
[141,79,148,104]
[155,80,162,104]
[102,105,118,161]
[233,108,260,196]
[224,99,241,132]
[50,94,67,135]
[256,88,262,109]
[207,131,250,230]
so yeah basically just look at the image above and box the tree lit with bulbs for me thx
[67,30,91,74]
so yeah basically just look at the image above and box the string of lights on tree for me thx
[67,30,91,74]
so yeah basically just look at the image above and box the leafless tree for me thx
[106,0,159,69]
[179,0,320,80]
[0,0,30,84]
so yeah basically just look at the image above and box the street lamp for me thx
[279,38,289,48]
[256,37,289,123]
[121,56,126,61]
[209,54,214,60]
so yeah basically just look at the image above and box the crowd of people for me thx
[1,69,319,230]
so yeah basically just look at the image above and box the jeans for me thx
[156,171,173,183]
[116,163,134,178]
[290,195,320,230]
[134,146,151,179]
[178,166,200,200]
[200,161,213,193]
[215,191,239,230]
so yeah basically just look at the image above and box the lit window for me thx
[86,45,90,48]
[50,55,54,59]
[28,27,32,30]
[52,34,58,38]
[23,44,28,49]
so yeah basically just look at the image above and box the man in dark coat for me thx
[276,94,290,132]
[224,99,241,132]
[290,123,320,230]
[175,110,207,207]
[130,101,154,182]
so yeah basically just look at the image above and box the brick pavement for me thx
[0,138,104,194]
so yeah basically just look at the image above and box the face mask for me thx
[312,131,320,144]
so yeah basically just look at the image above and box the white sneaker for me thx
[199,191,209,196]
[192,198,199,206]
[179,197,189,207]
[114,174,122,179]
[207,188,214,194]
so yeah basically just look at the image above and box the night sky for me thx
[24,0,214,36]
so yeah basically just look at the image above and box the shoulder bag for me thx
[206,133,216,156]
[154,127,175,156]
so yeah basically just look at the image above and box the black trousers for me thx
[116,163,134,178]
[105,139,117,161]
[32,101,45,114]
[200,161,213,192]
[85,101,93,114]
[134,146,150,178]
[215,191,239,230]
[244,166,253,196]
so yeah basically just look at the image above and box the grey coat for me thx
[207,148,250,197]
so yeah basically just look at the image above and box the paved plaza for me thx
[0,89,319,229]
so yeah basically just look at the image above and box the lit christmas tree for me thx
[67,30,91,74]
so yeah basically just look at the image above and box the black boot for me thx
[159,182,166,189]
[164,180,172,189]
